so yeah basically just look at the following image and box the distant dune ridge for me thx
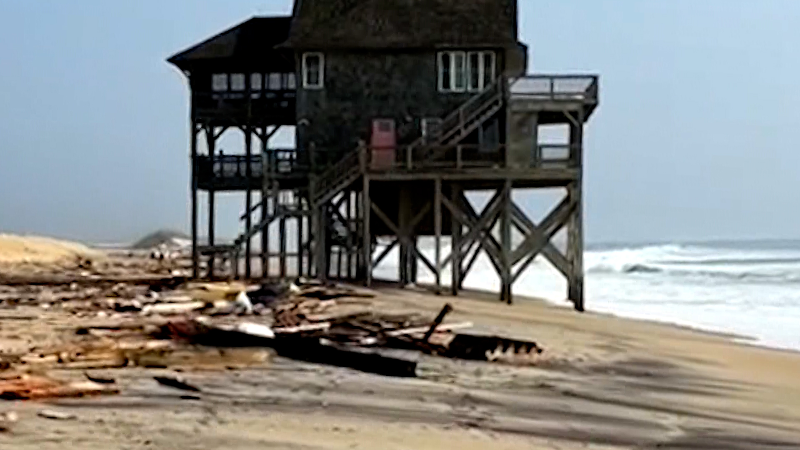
[0,234,100,266]
[131,229,191,250]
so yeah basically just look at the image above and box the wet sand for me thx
[2,283,800,449]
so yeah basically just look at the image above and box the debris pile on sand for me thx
[0,248,543,402]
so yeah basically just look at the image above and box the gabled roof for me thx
[168,16,292,69]
[283,0,519,50]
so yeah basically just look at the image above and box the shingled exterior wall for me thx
[296,50,505,167]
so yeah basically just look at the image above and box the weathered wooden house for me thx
[168,0,599,310]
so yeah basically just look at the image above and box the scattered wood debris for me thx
[0,375,119,400]
[1,252,546,401]
[37,409,77,421]
[154,375,201,392]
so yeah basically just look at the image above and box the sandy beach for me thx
[0,238,799,449]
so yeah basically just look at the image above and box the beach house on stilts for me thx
[168,0,599,310]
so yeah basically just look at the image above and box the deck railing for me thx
[364,143,579,172]
[508,75,599,103]
[197,148,304,182]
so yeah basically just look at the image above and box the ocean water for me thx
[372,239,800,352]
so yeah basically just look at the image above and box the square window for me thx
[230,73,245,91]
[212,73,228,92]
[268,73,282,90]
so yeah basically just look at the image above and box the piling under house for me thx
[168,0,599,310]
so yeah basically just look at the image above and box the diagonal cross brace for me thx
[459,194,504,271]
[510,196,575,266]
[510,202,571,279]
[441,190,504,270]
[370,202,437,276]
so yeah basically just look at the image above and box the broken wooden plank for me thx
[273,322,331,334]
[423,304,454,342]
[0,375,119,400]
[385,322,473,337]
[154,375,201,392]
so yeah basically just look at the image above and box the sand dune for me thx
[0,234,99,266]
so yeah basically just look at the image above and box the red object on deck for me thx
[370,119,396,169]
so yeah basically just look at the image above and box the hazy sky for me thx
[0,0,797,244]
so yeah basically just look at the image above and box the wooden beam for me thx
[371,202,437,276]
[500,180,512,304]
[190,122,199,279]
[434,178,442,293]
[373,238,398,267]
[363,177,372,286]
[510,202,570,279]
[297,193,304,278]
[206,127,217,279]
[460,237,483,283]
[244,125,253,279]
[510,196,575,265]
[279,215,287,279]
[451,183,462,295]
[260,127,269,278]
[459,194,504,272]
[441,194,503,271]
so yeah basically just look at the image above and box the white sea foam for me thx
[372,239,800,352]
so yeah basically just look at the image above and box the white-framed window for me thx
[212,73,228,92]
[230,73,246,91]
[302,52,324,89]
[250,73,263,91]
[440,51,496,93]
[268,73,282,90]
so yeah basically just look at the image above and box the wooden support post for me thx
[279,214,287,279]
[451,184,462,296]
[260,127,269,277]
[337,198,344,280]
[244,126,253,279]
[568,112,585,311]
[315,202,327,281]
[345,191,352,280]
[260,190,269,278]
[398,187,410,287]
[434,178,442,293]
[205,127,216,279]
[190,122,199,279]
[500,180,513,304]
[297,193,304,278]
[362,177,372,286]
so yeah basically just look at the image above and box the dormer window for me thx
[302,52,324,89]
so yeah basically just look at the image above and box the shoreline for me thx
[2,266,800,447]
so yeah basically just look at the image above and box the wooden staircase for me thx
[411,77,507,161]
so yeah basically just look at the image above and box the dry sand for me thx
[1,240,799,449]
[0,234,99,266]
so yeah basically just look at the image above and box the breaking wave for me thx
[585,244,800,284]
